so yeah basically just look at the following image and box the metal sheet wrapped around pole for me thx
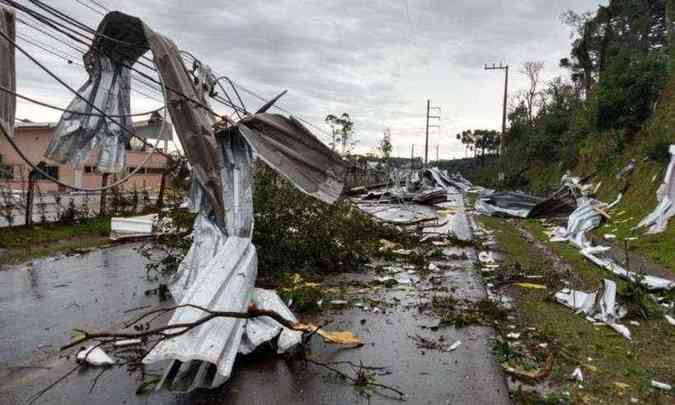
[45,12,149,174]
[0,6,15,138]
[36,10,347,391]
[143,26,226,229]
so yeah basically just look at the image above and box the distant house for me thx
[0,113,172,193]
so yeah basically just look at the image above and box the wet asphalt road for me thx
[0,238,510,405]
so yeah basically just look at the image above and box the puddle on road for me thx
[0,243,159,366]
[0,228,510,405]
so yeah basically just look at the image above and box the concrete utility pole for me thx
[424,99,441,166]
[484,63,509,156]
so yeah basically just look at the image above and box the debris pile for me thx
[555,279,631,339]
[18,10,355,392]
[635,145,675,234]
[352,167,473,242]
[475,172,584,219]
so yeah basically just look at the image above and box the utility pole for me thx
[99,173,109,216]
[424,99,441,166]
[484,63,509,156]
[410,144,414,178]
[436,144,439,163]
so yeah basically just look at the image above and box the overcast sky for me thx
[14,0,606,159]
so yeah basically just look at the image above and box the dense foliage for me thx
[443,0,674,192]
[142,161,408,279]
[252,165,405,274]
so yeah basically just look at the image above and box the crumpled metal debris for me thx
[557,197,608,248]
[616,159,636,179]
[651,380,672,391]
[354,167,468,228]
[49,11,347,392]
[476,172,586,219]
[110,213,157,240]
[77,345,115,367]
[46,12,151,173]
[571,367,584,382]
[548,195,674,291]
[144,23,226,229]
[555,279,631,339]
[635,145,675,234]
[580,247,674,291]
[238,114,346,204]
[0,6,15,138]
[475,191,543,218]
[475,185,578,219]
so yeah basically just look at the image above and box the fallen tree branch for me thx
[61,303,359,351]
[26,364,82,405]
[305,358,405,399]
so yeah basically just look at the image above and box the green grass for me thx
[0,217,112,266]
[477,216,675,404]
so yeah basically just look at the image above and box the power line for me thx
[65,0,330,136]
[0,117,170,192]
[4,0,235,115]
[14,27,165,103]
[0,84,164,118]
[74,0,104,16]
[87,0,110,12]
[8,0,331,139]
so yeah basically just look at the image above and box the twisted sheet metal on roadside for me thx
[45,11,150,174]
[46,11,347,392]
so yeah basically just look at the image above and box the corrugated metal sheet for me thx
[44,12,151,173]
[44,11,347,391]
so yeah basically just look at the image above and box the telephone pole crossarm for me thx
[483,63,509,156]
[424,99,441,166]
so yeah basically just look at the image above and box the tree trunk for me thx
[668,0,675,71]
[598,5,614,78]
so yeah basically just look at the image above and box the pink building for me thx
[0,116,171,192]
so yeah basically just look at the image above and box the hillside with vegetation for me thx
[441,0,675,272]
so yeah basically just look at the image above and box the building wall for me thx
[0,126,168,192]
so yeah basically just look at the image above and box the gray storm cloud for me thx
[13,0,604,157]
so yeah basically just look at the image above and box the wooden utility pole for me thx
[156,169,167,211]
[424,100,429,166]
[484,63,509,156]
[25,170,34,227]
[410,144,414,178]
[99,173,109,216]
[424,100,441,166]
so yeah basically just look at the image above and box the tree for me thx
[456,130,474,158]
[666,0,675,70]
[561,1,667,96]
[325,113,357,156]
[519,61,545,125]
[378,128,393,163]
[456,129,499,161]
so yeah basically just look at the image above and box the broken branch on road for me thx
[61,303,361,351]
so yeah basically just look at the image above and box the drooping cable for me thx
[0,29,171,191]
[0,77,172,192]
[13,26,165,103]
[3,0,237,116]
[0,84,164,118]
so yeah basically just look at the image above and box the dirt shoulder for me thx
[476,215,675,404]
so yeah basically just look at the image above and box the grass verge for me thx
[477,215,675,405]
[0,217,112,266]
